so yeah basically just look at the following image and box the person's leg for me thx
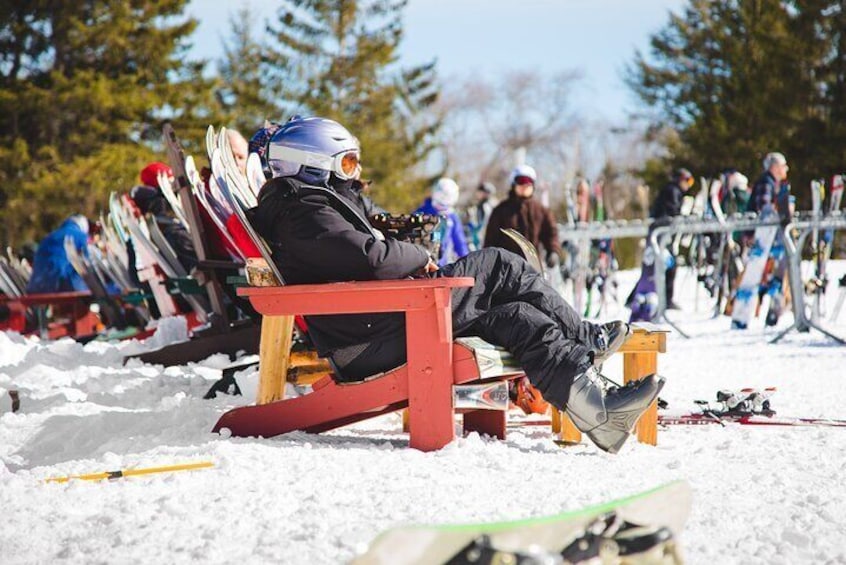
[460,300,664,454]
[439,248,600,347]
[460,301,592,409]
[665,262,678,307]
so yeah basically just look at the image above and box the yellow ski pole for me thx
[44,461,213,484]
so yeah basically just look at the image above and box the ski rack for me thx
[557,219,652,244]
[770,220,846,344]
[648,211,846,340]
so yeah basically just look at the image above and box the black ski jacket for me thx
[650,181,685,219]
[252,177,430,361]
[748,172,778,215]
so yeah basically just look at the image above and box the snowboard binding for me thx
[444,511,682,564]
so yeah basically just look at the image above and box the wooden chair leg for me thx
[463,410,506,440]
[623,351,658,445]
[257,315,294,405]
[405,290,455,451]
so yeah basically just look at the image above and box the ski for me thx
[659,413,846,428]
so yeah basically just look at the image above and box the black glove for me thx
[545,252,560,269]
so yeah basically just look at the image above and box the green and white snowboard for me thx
[353,481,691,564]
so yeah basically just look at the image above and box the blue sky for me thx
[186,0,686,124]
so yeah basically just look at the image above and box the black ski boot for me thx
[592,321,632,367]
[565,368,665,454]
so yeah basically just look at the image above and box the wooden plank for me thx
[623,351,659,445]
[257,315,294,404]
[618,331,666,353]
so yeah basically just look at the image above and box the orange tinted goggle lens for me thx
[340,152,360,176]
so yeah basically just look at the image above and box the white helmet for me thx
[727,171,749,192]
[432,177,460,210]
[510,164,537,186]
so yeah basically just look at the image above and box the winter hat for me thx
[510,164,537,186]
[248,122,282,159]
[140,162,173,189]
[432,177,460,210]
[673,168,693,182]
[727,171,749,192]
[478,181,496,195]
[69,214,89,234]
[130,185,162,214]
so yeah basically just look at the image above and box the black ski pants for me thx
[334,248,597,409]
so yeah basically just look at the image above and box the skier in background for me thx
[750,152,791,326]
[747,152,788,215]
[253,115,663,454]
[26,214,91,293]
[649,167,694,309]
[465,181,498,250]
[414,177,470,266]
[130,162,198,273]
[484,165,561,270]
[227,129,249,175]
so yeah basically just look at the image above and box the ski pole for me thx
[44,461,213,484]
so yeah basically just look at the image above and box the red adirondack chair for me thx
[213,277,524,451]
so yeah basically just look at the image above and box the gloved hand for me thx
[545,252,560,269]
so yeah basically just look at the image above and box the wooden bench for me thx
[551,324,669,446]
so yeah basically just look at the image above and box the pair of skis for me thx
[659,387,846,429]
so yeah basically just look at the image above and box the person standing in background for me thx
[484,165,561,270]
[415,177,470,266]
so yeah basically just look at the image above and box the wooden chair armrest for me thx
[238,277,475,316]
[4,291,94,306]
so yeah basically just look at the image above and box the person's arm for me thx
[450,212,470,258]
[288,204,430,281]
[540,206,561,257]
[482,206,503,248]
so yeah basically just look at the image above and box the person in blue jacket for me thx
[26,215,90,293]
[414,177,470,266]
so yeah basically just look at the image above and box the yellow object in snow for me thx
[44,461,213,484]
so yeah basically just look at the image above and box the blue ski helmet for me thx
[266,116,361,186]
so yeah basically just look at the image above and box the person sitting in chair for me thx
[251,116,664,454]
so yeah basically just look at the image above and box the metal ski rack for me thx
[557,219,652,244]
[649,212,846,341]
[770,215,846,344]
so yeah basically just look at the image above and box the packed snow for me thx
[2,263,846,564]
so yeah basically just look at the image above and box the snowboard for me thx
[353,481,691,565]
[501,228,545,276]
[730,204,779,329]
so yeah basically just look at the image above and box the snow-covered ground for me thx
[2,262,846,564]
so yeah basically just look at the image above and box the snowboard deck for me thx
[501,228,545,276]
[353,481,691,565]
[731,206,779,328]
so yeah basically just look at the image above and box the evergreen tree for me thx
[217,6,278,135]
[626,0,844,205]
[0,0,221,245]
[265,0,441,212]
